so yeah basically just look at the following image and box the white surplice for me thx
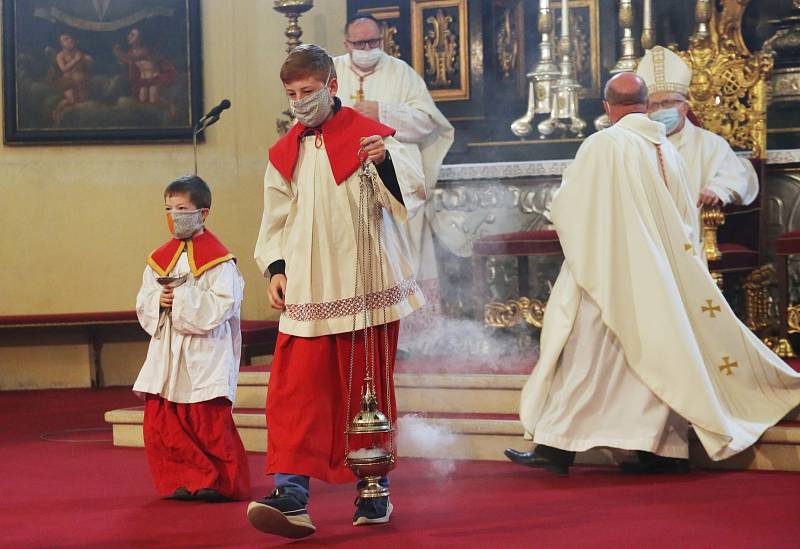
[133,253,243,404]
[333,53,453,282]
[254,133,427,338]
[669,119,759,208]
[521,113,800,461]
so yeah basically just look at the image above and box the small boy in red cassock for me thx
[248,44,427,538]
[134,175,250,502]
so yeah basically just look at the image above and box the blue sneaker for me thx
[247,488,315,539]
[353,496,393,526]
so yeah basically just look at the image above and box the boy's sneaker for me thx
[352,496,393,526]
[169,487,194,501]
[247,489,315,539]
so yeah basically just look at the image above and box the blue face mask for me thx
[649,107,683,134]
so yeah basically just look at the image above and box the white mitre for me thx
[636,46,692,96]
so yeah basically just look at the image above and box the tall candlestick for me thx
[561,0,568,38]
[642,0,654,50]
[510,0,559,136]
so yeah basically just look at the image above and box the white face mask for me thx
[168,209,204,239]
[649,107,683,134]
[289,70,333,128]
[351,47,383,71]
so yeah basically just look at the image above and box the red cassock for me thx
[266,322,399,483]
[144,396,251,499]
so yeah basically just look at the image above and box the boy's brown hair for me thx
[164,175,212,209]
[280,44,336,84]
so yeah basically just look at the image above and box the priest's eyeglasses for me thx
[649,98,687,110]
[347,38,382,50]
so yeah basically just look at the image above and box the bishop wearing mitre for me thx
[637,46,758,215]
[505,73,800,476]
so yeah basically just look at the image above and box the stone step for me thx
[104,406,800,472]
[234,372,529,414]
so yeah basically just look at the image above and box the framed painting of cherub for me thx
[2,0,203,144]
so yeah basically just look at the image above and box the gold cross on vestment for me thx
[702,299,721,318]
[718,356,739,376]
[349,66,375,104]
[684,243,696,255]
[351,87,365,103]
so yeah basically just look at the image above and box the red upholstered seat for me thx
[240,320,278,344]
[708,243,760,272]
[472,230,562,256]
[776,232,800,256]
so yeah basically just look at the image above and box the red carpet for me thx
[2,388,800,548]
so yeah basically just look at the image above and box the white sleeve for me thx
[371,136,426,224]
[379,102,438,143]
[254,163,294,276]
[135,266,163,337]
[704,150,759,207]
[170,261,243,335]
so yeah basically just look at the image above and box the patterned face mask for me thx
[167,209,204,239]
[289,70,333,128]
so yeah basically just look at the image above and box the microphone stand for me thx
[192,115,219,176]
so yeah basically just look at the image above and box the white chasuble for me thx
[520,113,800,461]
[334,53,454,282]
[254,133,427,338]
[134,254,243,404]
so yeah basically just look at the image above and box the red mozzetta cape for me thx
[268,106,396,185]
[147,229,235,278]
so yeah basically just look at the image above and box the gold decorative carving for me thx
[701,205,724,261]
[788,304,800,334]
[383,24,402,58]
[412,0,470,101]
[763,337,797,358]
[484,297,546,329]
[496,6,518,80]
[743,264,778,332]
[424,9,458,86]
[357,6,402,59]
[673,0,773,158]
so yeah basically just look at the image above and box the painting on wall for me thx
[2,0,202,144]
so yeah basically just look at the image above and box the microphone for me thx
[193,99,231,175]
[195,99,231,132]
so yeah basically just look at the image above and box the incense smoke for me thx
[397,414,459,478]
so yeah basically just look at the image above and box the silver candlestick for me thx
[538,0,586,138]
[510,0,560,137]
[594,0,640,131]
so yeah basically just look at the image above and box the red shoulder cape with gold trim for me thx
[268,106,396,185]
[147,229,235,278]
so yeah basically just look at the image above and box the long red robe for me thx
[266,322,399,483]
[143,396,250,500]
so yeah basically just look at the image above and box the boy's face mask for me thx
[167,209,204,239]
[289,70,333,128]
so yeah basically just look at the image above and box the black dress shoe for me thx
[619,451,690,474]
[504,448,571,476]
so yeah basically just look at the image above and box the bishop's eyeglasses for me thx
[347,38,383,50]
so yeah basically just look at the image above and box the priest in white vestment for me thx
[333,14,454,353]
[506,73,800,475]
[637,46,758,216]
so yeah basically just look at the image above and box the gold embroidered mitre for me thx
[636,46,692,96]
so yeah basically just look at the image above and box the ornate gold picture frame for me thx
[411,0,469,102]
